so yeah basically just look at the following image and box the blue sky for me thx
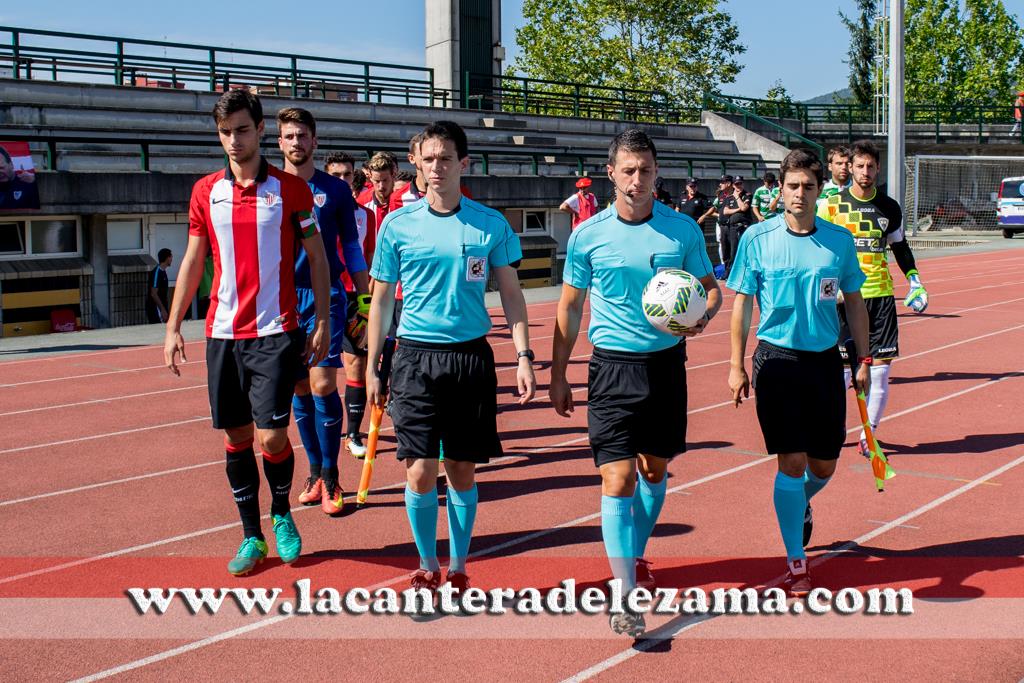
[3,1,1022,101]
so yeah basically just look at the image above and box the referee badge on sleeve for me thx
[819,277,839,302]
[467,256,487,282]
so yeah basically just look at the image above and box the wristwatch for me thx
[517,349,535,362]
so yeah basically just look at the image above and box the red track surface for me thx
[1,250,1023,682]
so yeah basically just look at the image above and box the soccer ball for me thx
[641,269,707,335]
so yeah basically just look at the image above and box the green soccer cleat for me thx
[227,537,268,576]
[272,512,302,564]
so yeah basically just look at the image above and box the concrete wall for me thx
[701,112,790,165]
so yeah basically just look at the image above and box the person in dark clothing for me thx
[147,248,172,323]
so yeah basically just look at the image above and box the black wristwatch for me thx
[517,349,535,362]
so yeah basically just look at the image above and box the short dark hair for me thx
[324,151,355,170]
[396,169,415,182]
[421,120,469,160]
[827,145,851,163]
[158,248,172,262]
[763,171,776,183]
[212,88,263,126]
[408,132,424,154]
[276,107,316,137]
[850,139,880,164]
[779,148,824,186]
[352,168,367,192]
[608,128,657,166]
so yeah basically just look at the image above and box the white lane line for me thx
[64,365,1023,680]
[0,361,208,388]
[0,418,210,455]
[66,452,775,683]
[0,384,207,417]
[561,450,1024,682]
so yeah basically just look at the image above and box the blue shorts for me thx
[296,286,346,369]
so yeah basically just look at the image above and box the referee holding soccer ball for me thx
[550,129,721,637]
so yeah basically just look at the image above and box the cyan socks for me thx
[446,484,478,574]
[405,486,441,572]
[773,471,807,561]
[632,475,667,558]
[601,495,637,591]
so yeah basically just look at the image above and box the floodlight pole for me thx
[888,0,905,209]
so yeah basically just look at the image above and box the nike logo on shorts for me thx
[327,353,340,359]
[323,419,341,428]
[271,412,289,421]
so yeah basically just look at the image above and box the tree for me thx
[904,0,963,106]
[838,0,877,107]
[509,0,745,111]
[765,80,797,119]
[959,0,1023,103]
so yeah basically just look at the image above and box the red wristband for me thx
[858,356,873,365]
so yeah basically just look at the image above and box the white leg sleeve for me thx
[866,364,891,431]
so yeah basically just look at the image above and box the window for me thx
[30,219,78,254]
[107,218,145,253]
[0,221,25,255]
[503,209,550,236]
[0,216,81,259]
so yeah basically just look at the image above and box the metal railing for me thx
[462,72,700,124]
[2,131,764,178]
[0,26,449,107]
[710,94,1024,144]
[704,93,825,160]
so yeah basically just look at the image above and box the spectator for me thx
[559,177,599,229]
[720,175,752,276]
[0,146,39,211]
[147,248,172,324]
[678,179,712,224]
[1012,91,1024,135]
[654,176,676,209]
[752,172,781,223]
[710,174,734,268]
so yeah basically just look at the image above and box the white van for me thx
[997,176,1024,238]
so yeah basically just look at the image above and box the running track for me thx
[1,249,1022,681]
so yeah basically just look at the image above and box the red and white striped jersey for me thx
[340,203,376,292]
[388,181,422,212]
[188,159,319,340]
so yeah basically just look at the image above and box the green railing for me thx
[2,131,763,178]
[704,93,825,160]
[710,94,1024,144]
[0,26,449,106]
[462,72,700,124]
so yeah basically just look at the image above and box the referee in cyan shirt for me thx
[727,149,871,597]
[551,129,722,637]
[365,121,536,606]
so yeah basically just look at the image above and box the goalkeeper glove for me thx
[903,270,928,313]
[346,294,371,341]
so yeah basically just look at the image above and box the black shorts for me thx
[341,292,367,357]
[752,341,846,460]
[389,336,501,463]
[838,295,899,359]
[587,343,688,467]
[206,329,306,430]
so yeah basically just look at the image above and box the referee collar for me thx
[618,212,653,226]
[224,157,269,184]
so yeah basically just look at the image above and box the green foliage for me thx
[838,0,877,107]
[509,0,745,113]
[904,0,1022,108]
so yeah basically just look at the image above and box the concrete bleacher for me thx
[0,79,767,179]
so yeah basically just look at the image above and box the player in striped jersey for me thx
[164,89,332,575]
[817,146,851,207]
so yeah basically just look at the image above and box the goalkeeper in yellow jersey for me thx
[817,140,929,458]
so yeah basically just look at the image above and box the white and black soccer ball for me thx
[641,269,708,335]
